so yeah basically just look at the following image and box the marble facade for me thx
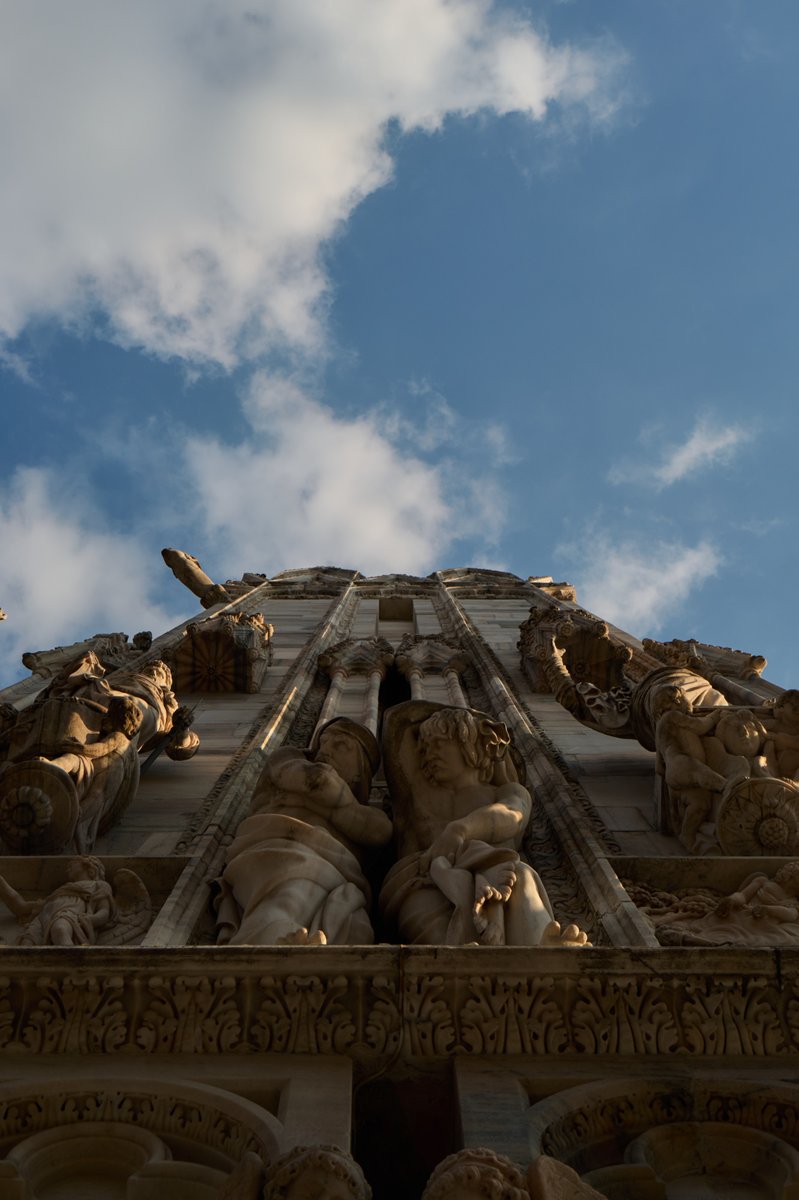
[0,561,797,1198]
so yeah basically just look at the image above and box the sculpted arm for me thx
[427,782,532,860]
[327,801,393,847]
[0,876,41,921]
[253,751,392,846]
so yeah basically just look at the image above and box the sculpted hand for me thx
[422,824,467,870]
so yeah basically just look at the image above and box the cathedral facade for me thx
[0,559,797,1199]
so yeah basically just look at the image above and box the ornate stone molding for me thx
[394,635,468,705]
[318,638,394,680]
[0,947,797,1061]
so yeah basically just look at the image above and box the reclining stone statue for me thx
[379,701,588,947]
[217,717,392,945]
[0,652,199,854]
[0,854,151,946]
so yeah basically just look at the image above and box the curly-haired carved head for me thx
[418,709,510,786]
[263,1144,371,1200]
[422,1148,528,1200]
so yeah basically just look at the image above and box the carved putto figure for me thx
[380,702,588,947]
[0,653,199,854]
[217,718,392,946]
[0,855,151,946]
[652,683,799,855]
[263,1144,371,1200]
[422,1148,528,1200]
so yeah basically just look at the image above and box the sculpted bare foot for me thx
[476,862,516,905]
[540,920,591,948]
[276,927,328,946]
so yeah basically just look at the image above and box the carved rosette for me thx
[716,776,799,855]
[168,612,274,693]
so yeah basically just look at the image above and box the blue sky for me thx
[1,0,797,688]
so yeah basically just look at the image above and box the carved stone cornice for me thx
[0,946,797,1061]
[643,637,767,681]
[318,637,395,680]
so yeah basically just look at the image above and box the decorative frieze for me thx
[0,947,796,1061]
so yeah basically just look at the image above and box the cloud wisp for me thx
[0,467,182,685]
[0,1,623,369]
[609,417,754,489]
[185,372,505,577]
[558,530,722,632]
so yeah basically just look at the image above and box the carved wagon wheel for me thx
[0,760,79,853]
[716,776,799,856]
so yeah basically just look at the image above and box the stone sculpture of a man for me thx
[217,718,392,946]
[379,702,588,947]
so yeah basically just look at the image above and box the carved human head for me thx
[67,856,105,883]
[652,684,691,722]
[774,691,799,727]
[140,659,173,689]
[418,709,510,786]
[311,719,379,804]
[102,696,144,739]
[422,1148,528,1200]
[774,862,799,894]
[263,1144,371,1200]
[716,709,764,756]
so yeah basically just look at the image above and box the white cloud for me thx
[0,468,181,687]
[608,417,753,488]
[559,532,722,632]
[184,372,504,576]
[0,1,623,368]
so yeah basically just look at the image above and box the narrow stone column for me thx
[361,668,383,734]
[444,666,467,708]
[316,666,347,729]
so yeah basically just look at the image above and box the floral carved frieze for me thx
[0,947,797,1060]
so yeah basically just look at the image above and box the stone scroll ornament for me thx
[0,855,151,946]
[379,701,589,948]
[216,717,392,946]
[0,651,199,855]
[518,607,638,737]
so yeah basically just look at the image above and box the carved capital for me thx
[318,637,394,680]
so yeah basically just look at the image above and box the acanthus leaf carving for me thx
[253,975,356,1054]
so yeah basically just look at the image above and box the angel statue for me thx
[0,855,151,946]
